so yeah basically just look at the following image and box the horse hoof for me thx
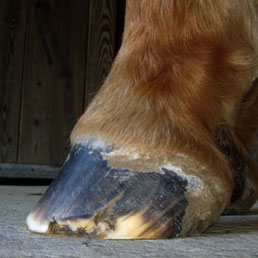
[25,138,226,239]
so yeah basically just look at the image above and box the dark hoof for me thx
[26,139,226,239]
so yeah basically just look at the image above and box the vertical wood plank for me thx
[50,0,89,164]
[84,0,118,108]
[0,0,28,162]
[115,0,126,53]
[18,0,58,164]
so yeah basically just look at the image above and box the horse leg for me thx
[25,0,258,239]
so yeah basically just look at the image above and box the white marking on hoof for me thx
[106,211,154,239]
[26,213,49,233]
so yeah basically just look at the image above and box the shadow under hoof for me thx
[206,212,258,235]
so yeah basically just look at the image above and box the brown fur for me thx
[71,0,258,205]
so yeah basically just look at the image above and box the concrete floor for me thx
[0,185,258,258]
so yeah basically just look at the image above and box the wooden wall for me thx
[0,0,125,165]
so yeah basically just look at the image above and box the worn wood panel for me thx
[84,0,118,107]
[0,163,59,179]
[50,0,89,164]
[18,0,58,164]
[0,0,28,162]
[0,0,124,166]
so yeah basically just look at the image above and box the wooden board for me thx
[50,0,89,164]
[18,0,58,164]
[0,0,28,163]
[0,0,125,166]
[84,0,118,107]
[0,163,59,179]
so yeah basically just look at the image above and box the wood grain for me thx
[84,0,118,108]
[50,0,89,164]
[18,0,58,164]
[0,162,59,179]
[0,0,28,162]
[0,0,125,166]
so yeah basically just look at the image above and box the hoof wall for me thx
[25,139,224,239]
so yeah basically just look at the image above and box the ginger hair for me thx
[71,0,258,181]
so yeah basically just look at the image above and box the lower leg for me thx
[25,0,258,239]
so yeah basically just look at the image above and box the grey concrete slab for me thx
[0,185,258,258]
